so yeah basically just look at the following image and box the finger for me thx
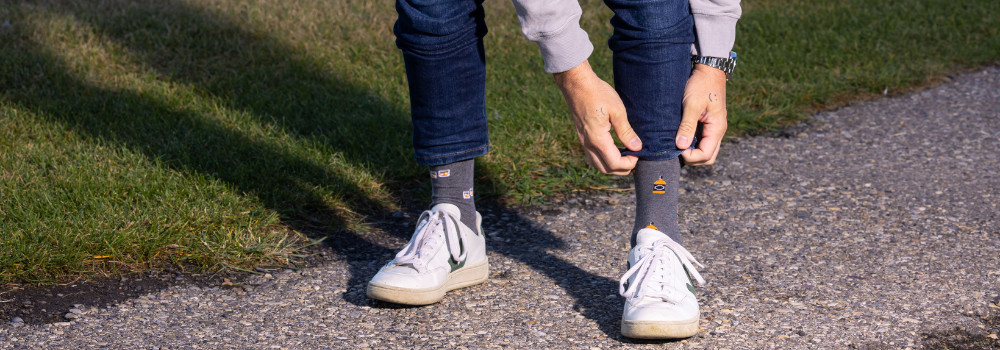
[680,148,693,160]
[584,149,608,174]
[594,140,636,176]
[709,139,722,163]
[608,108,642,152]
[683,118,726,165]
[682,147,712,165]
[607,155,638,176]
[703,115,727,164]
[584,128,635,175]
[677,100,704,150]
[701,137,723,165]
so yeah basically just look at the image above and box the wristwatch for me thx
[692,51,737,81]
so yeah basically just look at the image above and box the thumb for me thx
[609,108,642,152]
[676,101,702,150]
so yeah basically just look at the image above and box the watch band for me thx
[692,51,737,81]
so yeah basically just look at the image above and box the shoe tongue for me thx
[635,228,668,247]
[430,203,461,219]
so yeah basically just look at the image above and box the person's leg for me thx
[367,0,490,306]
[603,0,706,339]
[604,0,694,247]
[395,0,489,232]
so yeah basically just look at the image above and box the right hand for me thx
[553,60,641,176]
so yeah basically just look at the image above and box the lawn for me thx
[1,0,997,283]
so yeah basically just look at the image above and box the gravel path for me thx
[2,67,999,350]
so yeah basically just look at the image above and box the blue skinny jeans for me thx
[395,0,695,166]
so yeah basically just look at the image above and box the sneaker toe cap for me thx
[623,297,700,323]
[369,265,446,289]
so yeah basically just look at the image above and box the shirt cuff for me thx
[535,25,594,73]
[690,14,739,58]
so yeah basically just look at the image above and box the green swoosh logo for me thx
[448,236,466,272]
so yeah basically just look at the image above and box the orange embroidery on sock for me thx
[652,176,666,194]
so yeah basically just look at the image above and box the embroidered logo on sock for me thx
[437,169,451,178]
[645,222,658,230]
[429,171,437,179]
[652,176,666,194]
[463,191,471,199]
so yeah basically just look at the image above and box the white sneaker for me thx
[367,203,488,305]
[619,227,706,339]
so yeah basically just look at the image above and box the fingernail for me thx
[677,136,690,149]
[629,137,641,149]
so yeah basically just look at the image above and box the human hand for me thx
[677,64,728,166]
[553,60,640,176]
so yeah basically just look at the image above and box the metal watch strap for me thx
[692,51,737,81]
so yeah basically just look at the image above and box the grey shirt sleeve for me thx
[512,0,741,73]
[690,0,742,57]
[510,0,594,73]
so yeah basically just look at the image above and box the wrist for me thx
[553,60,596,90]
[692,63,728,83]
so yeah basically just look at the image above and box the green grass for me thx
[1,0,997,283]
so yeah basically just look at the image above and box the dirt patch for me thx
[920,311,1000,350]
[1,271,220,324]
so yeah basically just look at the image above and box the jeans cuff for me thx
[619,136,698,161]
[414,143,489,166]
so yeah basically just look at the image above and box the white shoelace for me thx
[392,210,468,273]
[619,236,706,302]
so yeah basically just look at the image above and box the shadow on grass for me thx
[2,0,403,306]
[1,0,635,339]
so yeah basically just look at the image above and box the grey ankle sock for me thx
[631,158,681,247]
[429,159,478,234]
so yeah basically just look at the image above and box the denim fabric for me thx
[606,0,697,161]
[396,0,695,164]
[395,0,490,166]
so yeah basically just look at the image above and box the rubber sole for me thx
[620,315,700,339]
[366,258,489,306]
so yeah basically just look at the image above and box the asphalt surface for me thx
[1,67,998,349]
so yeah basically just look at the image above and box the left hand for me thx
[676,64,729,166]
